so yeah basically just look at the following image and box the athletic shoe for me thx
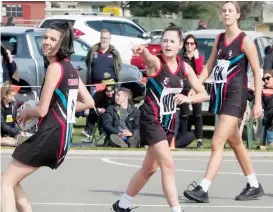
[183,181,209,203]
[111,200,138,211]
[110,134,128,148]
[235,183,264,201]
[82,130,91,138]
[196,140,204,148]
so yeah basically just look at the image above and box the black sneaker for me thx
[111,200,138,212]
[183,181,209,203]
[110,134,128,148]
[235,183,264,201]
[197,141,204,148]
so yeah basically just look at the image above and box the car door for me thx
[70,38,90,84]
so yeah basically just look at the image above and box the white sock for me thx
[171,205,182,212]
[246,173,259,188]
[199,178,211,192]
[118,193,133,209]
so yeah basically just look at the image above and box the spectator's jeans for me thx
[266,129,273,145]
[179,102,203,140]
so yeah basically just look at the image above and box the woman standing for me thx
[179,34,205,148]
[1,21,94,212]
[184,1,264,203]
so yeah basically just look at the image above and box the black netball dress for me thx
[208,32,248,119]
[13,59,79,169]
[140,54,186,146]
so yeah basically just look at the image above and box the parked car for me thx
[39,15,151,65]
[1,26,145,104]
[131,37,162,74]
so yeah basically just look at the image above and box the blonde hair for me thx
[1,82,15,101]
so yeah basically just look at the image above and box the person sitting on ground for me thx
[82,82,116,143]
[102,87,140,148]
[261,70,273,147]
[1,83,23,146]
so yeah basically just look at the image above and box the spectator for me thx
[1,83,22,146]
[261,70,273,147]
[179,34,205,148]
[197,20,207,30]
[82,77,116,141]
[6,16,15,26]
[84,29,122,135]
[1,44,19,84]
[85,29,122,90]
[102,87,140,148]
[263,45,273,70]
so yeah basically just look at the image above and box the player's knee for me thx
[228,136,242,150]
[160,160,175,175]
[211,136,225,152]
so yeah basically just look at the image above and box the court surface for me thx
[1,150,273,212]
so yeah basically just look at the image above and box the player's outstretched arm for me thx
[132,45,160,77]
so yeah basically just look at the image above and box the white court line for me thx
[102,158,273,176]
[30,202,273,209]
[1,155,273,163]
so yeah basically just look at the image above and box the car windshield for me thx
[149,38,161,45]
[195,38,215,63]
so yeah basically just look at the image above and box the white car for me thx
[39,15,151,64]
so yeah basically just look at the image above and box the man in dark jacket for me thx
[102,87,140,148]
[85,29,122,87]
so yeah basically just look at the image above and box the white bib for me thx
[67,89,78,123]
[160,87,183,116]
[207,59,230,83]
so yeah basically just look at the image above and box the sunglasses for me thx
[186,42,195,46]
[262,76,271,82]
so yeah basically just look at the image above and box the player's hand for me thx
[17,108,28,127]
[252,103,262,120]
[174,94,191,105]
[132,45,145,56]
[123,130,133,137]
[187,89,196,97]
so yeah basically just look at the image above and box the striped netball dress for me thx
[139,54,186,146]
[208,32,249,119]
[13,59,79,169]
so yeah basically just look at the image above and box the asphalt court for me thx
[1,150,273,212]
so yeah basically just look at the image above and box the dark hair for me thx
[265,46,272,56]
[222,1,241,13]
[1,44,10,64]
[118,87,133,103]
[183,34,198,52]
[47,21,74,60]
[162,26,183,42]
[264,70,273,77]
